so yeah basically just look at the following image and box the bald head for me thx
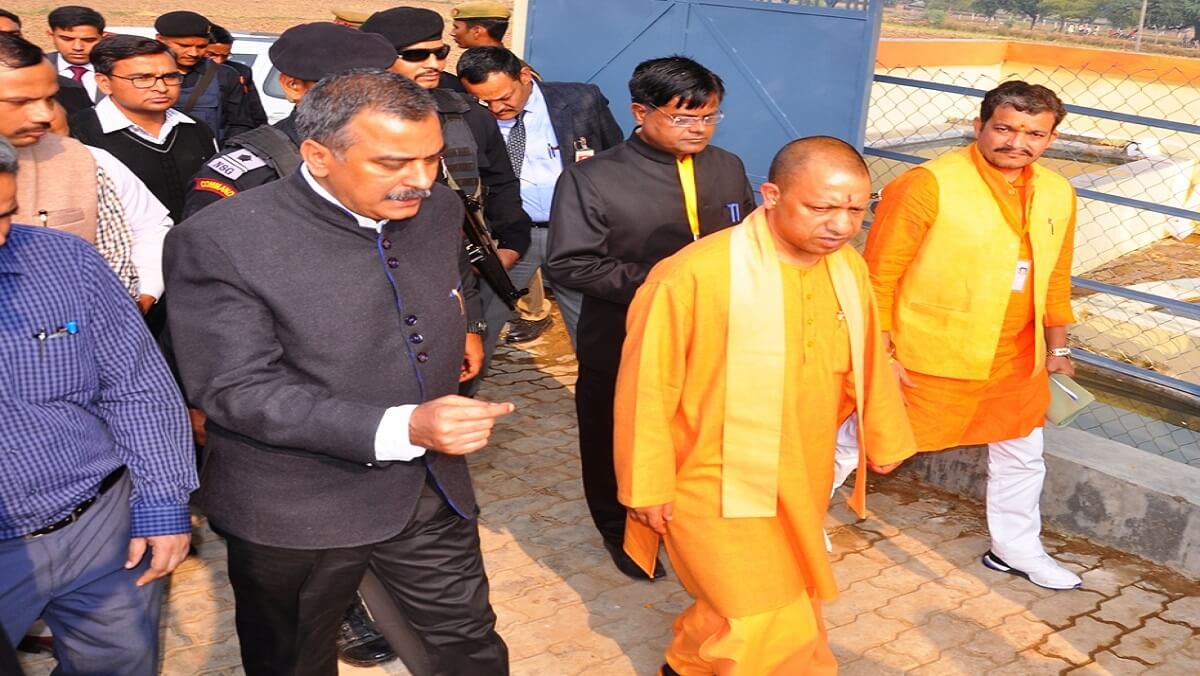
[768,136,868,188]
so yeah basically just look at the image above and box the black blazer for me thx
[539,81,625,171]
[545,133,756,374]
[164,173,480,549]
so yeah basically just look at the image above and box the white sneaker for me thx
[982,550,1082,590]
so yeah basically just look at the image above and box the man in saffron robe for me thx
[615,137,917,675]
[844,81,1081,590]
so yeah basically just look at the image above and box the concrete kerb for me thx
[898,425,1200,579]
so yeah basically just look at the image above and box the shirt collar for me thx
[94,97,194,136]
[0,228,25,275]
[629,129,685,165]
[55,55,92,73]
[299,163,389,232]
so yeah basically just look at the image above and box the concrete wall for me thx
[901,426,1200,579]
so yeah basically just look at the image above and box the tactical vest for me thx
[179,63,225,144]
[431,89,481,199]
[15,134,98,242]
[228,125,301,179]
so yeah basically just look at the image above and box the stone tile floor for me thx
[19,312,1199,675]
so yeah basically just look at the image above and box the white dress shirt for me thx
[55,53,98,101]
[84,145,173,300]
[300,163,427,463]
[94,96,215,149]
[496,81,563,223]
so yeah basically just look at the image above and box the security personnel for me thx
[154,11,254,144]
[330,7,370,28]
[206,24,269,128]
[182,23,397,218]
[362,7,533,314]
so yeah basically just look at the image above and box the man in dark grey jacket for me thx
[164,70,512,676]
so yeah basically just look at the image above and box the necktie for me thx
[68,65,87,82]
[506,112,526,179]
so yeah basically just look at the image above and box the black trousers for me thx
[223,480,508,676]
[575,364,628,545]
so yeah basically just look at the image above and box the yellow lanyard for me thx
[676,155,700,240]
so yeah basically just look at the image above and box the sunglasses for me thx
[397,44,451,63]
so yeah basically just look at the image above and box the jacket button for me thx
[410,333,424,344]
[416,352,429,363]
[405,315,418,326]
[387,257,400,269]
[381,238,392,250]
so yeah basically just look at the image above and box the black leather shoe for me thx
[504,316,553,343]
[661,663,682,676]
[336,601,396,667]
[603,539,666,580]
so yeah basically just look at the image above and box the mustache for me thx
[995,146,1032,156]
[16,123,50,135]
[385,188,432,201]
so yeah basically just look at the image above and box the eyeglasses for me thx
[397,45,451,63]
[107,73,185,89]
[647,104,725,128]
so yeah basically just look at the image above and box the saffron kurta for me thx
[615,226,915,673]
[864,145,1076,451]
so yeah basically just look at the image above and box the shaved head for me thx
[767,136,868,187]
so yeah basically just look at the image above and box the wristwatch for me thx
[467,319,488,335]
[1047,347,1072,358]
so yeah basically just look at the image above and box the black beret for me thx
[360,7,444,50]
[268,22,398,81]
[154,11,212,38]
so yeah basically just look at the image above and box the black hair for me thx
[0,9,20,29]
[629,55,724,110]
[89,34,171,75]
[0,31,44,69]
[296,69,436,154]
[462,18,507,42]
[48,5,105,32]
[981,80,1067,129]
[456,46,521,85]
[209,24,233,45]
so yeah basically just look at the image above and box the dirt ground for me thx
[5,0,513,49]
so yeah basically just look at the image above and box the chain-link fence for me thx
[864,64,1200,466]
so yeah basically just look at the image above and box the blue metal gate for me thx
[523,0,884,186]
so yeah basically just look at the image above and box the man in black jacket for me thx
[204,24,268,128]
[165,70,512,676]
[154,11,253,144]
[545,56,756,581]
[362,8,533,294]
[458,46,624,362]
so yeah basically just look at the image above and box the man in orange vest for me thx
[847,81,1081,590]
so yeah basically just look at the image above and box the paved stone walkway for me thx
[18,312,1199,675]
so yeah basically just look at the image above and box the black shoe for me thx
[504,316,553,343]
[603,539,666,580]
[661,663,682,676]
[336,601,396,667]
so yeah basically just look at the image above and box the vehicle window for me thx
[231,54,257,67]
[263,66,286,100]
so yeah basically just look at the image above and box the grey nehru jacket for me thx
[164,171,481,549]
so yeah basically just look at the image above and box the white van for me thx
[107,27,293,124]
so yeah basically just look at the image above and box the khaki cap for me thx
[331,7,372,27]
[451,1,512,20]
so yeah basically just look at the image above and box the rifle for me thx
[443,166,528,310]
